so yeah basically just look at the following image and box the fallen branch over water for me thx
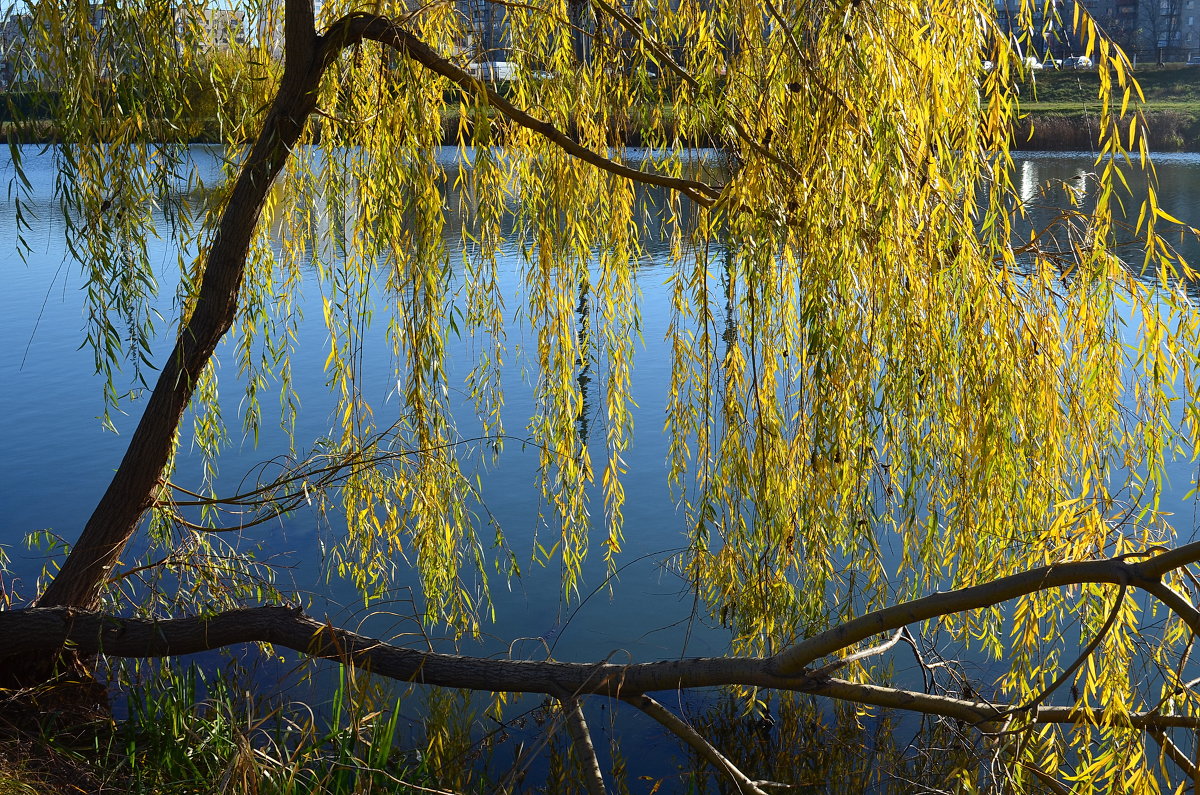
[7,541,1200,727]
[7,542,1200,790]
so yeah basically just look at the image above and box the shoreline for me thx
[1013,109,1200,152]
[6,110,1200,153]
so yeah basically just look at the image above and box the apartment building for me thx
[179,6,246,51]
[1144,0,1200,57]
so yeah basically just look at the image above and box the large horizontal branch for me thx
[3,605,1197,730]
[317,13,724,207]
[768,544,1200,675]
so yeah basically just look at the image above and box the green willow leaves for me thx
[13,0,1200,787]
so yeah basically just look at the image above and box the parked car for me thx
[1187,54,1200,65]
[1023,56,1044,70]
[1063,55,1093,69]
[467,61,519,81]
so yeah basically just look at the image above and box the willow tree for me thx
[6,0,1200,789]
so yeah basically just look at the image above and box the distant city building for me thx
[0,13,25,88]
[0,4,250,89]
[1184,0,1200,52]
[994,0,1199,61]
[0,9,58,89]
[1137,0,1200,59]
[456,0,508,63]
[177,6,247,51]
[993,0,1078,59]
[253,2,323,58]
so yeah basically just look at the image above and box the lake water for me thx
[4,148,1200,788]
[0,146,727,660]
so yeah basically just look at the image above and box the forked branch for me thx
[319,12,724,206]
[15,541,1200,788]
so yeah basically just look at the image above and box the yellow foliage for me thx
[18,0,1200,787]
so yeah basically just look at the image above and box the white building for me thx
[176,6,247,51]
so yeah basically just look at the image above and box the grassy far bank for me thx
[5,65,1199,150]
[1018,64,1200,150]
[1028,63,1200,105]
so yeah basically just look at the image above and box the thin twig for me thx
[620,694,770,795]
[1148,727,1200,784]
[1020,762,1072,795]
[493,706,565,794]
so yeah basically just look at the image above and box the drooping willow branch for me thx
[585,0,801,180]
[35,0,721,612]
[319,12,724,206]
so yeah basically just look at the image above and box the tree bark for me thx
[37,0,322,610]
[1,604,1197,730]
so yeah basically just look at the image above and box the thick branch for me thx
[4,606,1198,730]
[321,13,723,206]
[769,551,1177,676]
[1142,580,1200,635]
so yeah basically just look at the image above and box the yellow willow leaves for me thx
[20,0,1200,784]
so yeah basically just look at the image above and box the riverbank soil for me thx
[0,706,114,794]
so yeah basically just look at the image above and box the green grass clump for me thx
[116,664,429,794]
[0,663,445,795]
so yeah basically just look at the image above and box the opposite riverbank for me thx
[4,65,1199,150]
[1016,64,1200,151]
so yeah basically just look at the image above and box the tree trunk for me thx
[32,0,719,619]
[35,0,320,612]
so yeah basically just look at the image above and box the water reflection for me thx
[576,279,592,448]
[1014,152,1200,297]
[5,147,1200,789]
